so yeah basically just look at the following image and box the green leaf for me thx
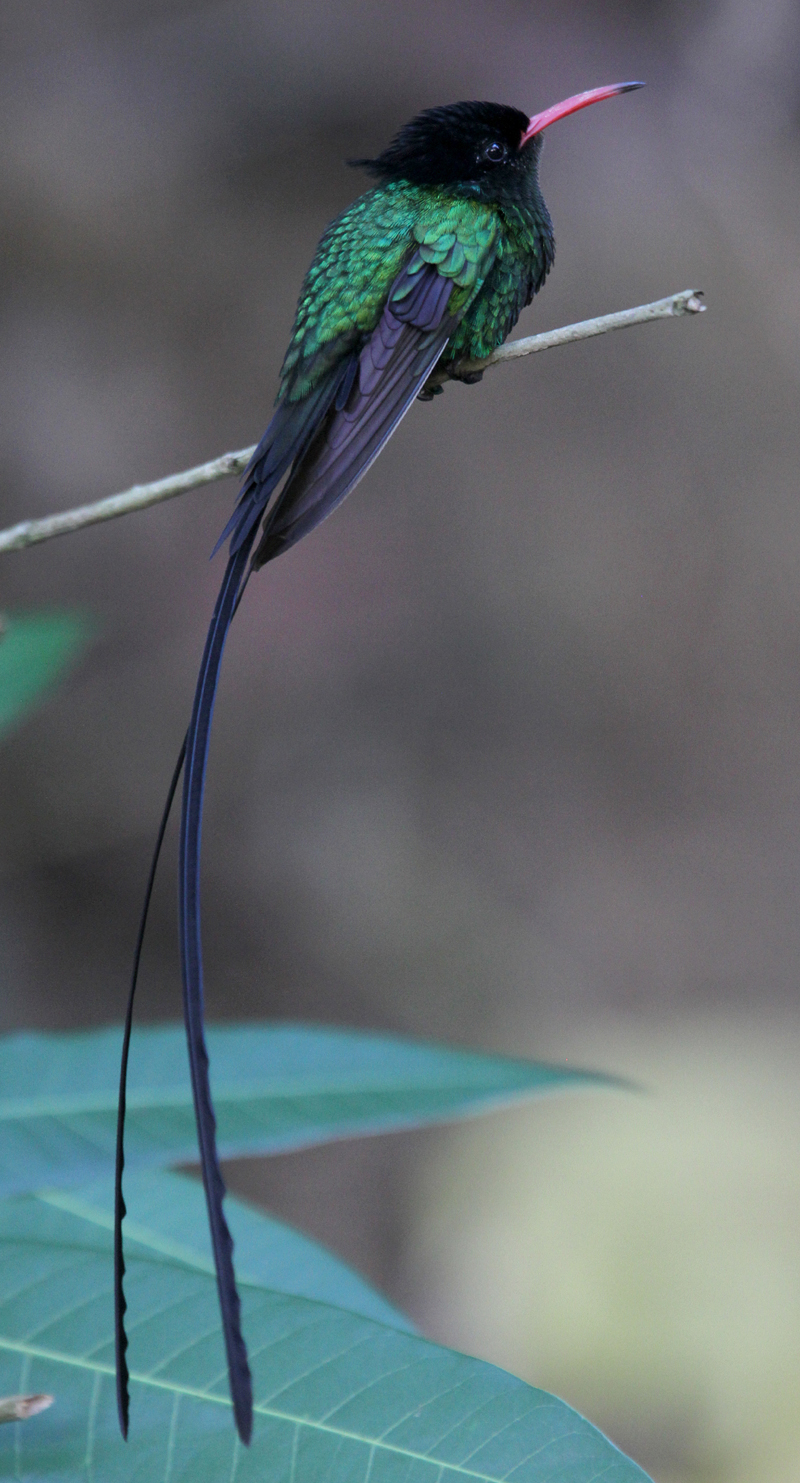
[0,613,89,737]
[0,1194,651,1483]
[0,1023,618,1196]
[42,1169,415,1332]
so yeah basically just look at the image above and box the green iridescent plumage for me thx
[279,175,553,403]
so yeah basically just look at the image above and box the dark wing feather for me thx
[213,357,356,557]
[254,258,457,566]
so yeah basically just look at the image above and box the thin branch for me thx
[0,289,704,557]
[0,449,255,556]
[429,286,705,386]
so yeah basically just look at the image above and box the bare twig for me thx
[0,449,255,556]
[0,1393,54,1423]
[428,287,705,386]
[0,289,704,557]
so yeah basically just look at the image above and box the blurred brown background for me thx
[1,2,800,1480]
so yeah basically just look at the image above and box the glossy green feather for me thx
[278,181,552,402]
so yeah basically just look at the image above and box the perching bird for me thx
[114,81,643,1445]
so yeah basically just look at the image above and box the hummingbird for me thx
[114,81,643,1444]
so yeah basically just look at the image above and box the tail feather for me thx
[113,374,349,1445]
[165,365,359,1441]
[178,534,256,1444]
[114,740,186,1439]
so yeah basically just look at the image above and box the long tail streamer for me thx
[177,535,257,1443]
[114,739,186,1437]
[114,539,256,1443]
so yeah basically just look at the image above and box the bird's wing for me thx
[230,194,500,562]
[213,356,358,555]
[254,254,459,564]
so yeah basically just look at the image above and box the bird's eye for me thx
[483,140,507,163]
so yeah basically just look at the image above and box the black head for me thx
[352,101,539,203]
[351,86,644,204]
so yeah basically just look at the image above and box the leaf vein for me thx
[0,1336,546,1482]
